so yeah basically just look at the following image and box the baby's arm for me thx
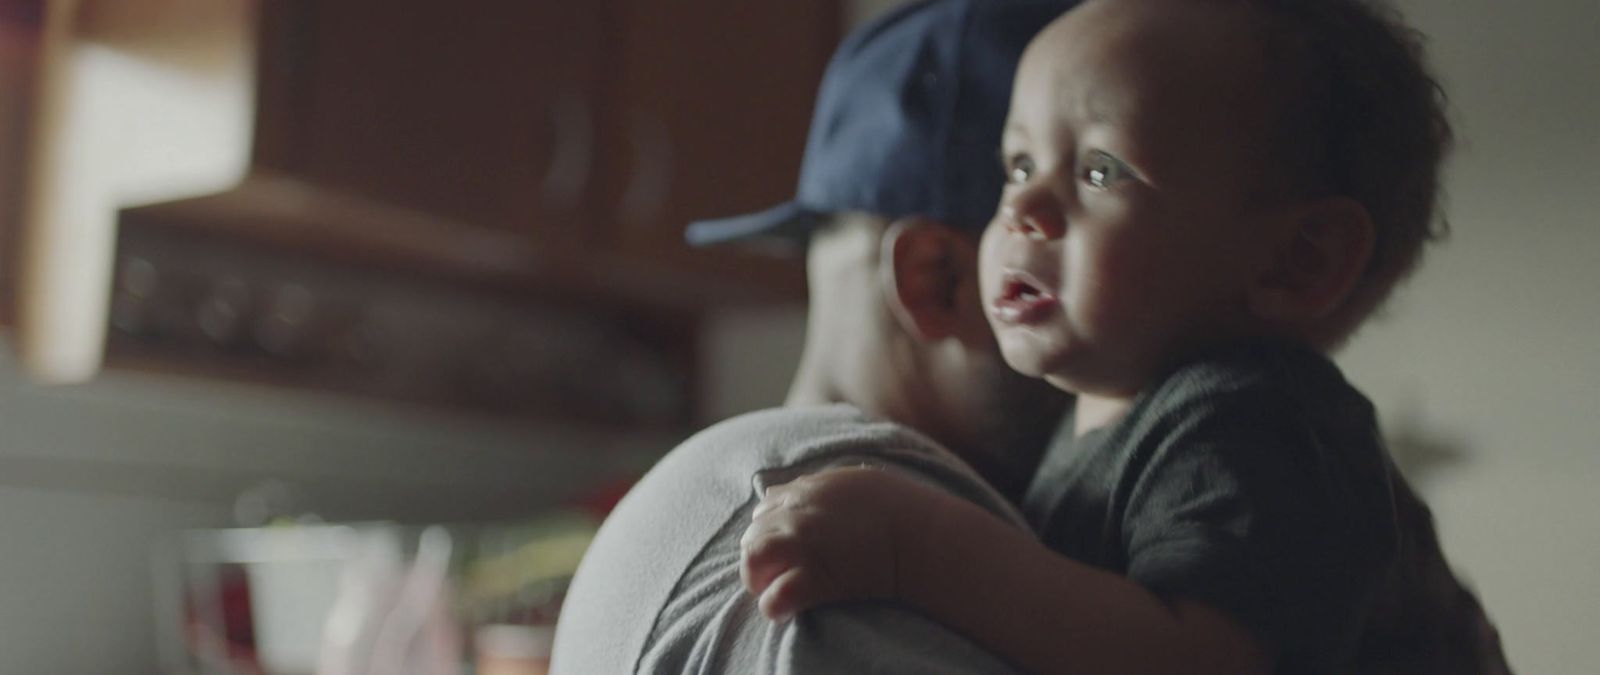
[741,466,1272,675]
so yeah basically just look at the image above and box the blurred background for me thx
[0,0,1594,673]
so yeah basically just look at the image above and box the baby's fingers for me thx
[758,566,841,622]
[740,511,805,597]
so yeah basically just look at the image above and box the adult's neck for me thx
[783,329,920,427]
[783,375,834,407]
[787,336,975,458]
[782,348,910,424]
[783,335,840,407]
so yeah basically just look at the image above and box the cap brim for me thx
[684,202,823,247]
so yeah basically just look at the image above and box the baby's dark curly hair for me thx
[1249,0,1454,347]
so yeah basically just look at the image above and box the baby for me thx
[741,0,1455,673]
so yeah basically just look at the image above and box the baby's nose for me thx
[1002,200,1064,241]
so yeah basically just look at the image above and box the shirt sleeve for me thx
[1120,385,1398,666]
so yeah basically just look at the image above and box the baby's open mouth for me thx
[991,271,1057,325]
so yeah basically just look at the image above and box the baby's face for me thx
[979,0,1296,398]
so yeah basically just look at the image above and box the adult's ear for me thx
[879,217,985,343]
[1248,197,1375,326]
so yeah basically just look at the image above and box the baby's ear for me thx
[1248,197,1375,326]
[880,217,984,343]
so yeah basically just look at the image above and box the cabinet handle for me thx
[539,91,593,214]
[618,112,673,228]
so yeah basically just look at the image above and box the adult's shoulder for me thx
[660,403,1022,526]
[558,404,1025,674]
[635,405,874,491]
[555,405,904,674]
[670,404,947,463]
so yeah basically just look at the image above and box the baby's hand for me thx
[740,465,917,621]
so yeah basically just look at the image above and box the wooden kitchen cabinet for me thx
[253,0,604,247]
[91,1,839,424]
[590,0,837,298]
[143,0,833,310]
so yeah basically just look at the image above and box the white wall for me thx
[0,347,666,674]
[1336,1,1600,672]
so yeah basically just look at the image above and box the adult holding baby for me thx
[551,0,1073,672]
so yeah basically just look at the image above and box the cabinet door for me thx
[595,0,838,300]
[255,1,603,246]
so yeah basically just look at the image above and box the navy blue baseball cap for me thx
[685,0,1072,247]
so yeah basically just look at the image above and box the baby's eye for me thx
[1004,153,1036,185]
[1081,150,1134,189]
